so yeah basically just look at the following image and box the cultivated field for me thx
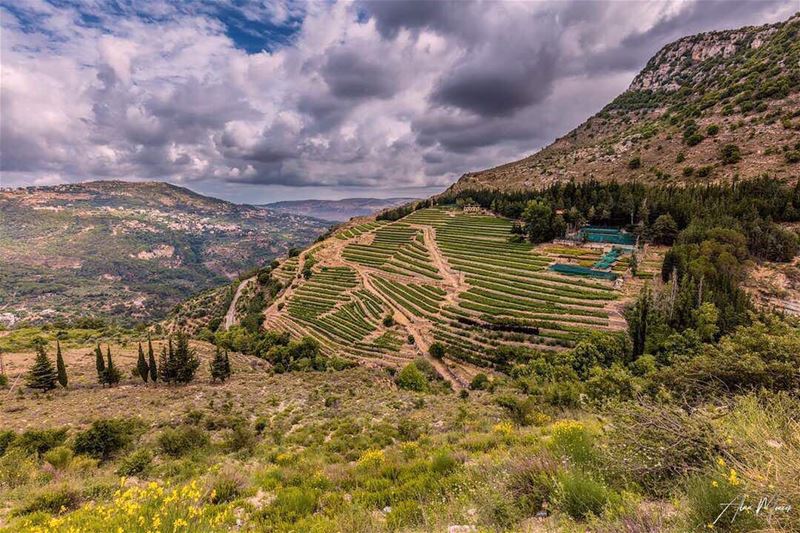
[264,208,643,385]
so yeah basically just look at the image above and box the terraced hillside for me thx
[264,207,646,386]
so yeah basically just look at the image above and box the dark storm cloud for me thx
[321,48,398,99]
[357,0,457,38]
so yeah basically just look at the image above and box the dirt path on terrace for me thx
[224,276,254,330]
[420,226,467,307]
[266,224,469,389]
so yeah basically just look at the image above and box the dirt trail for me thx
[224,277,254,330]
[268,223,468,389]
[420,225,466,306]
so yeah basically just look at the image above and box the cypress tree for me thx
[137,342,149,383]
[172,333,199,384]
[55,341,68,388]
[148,336,158,383]
[105,346,121,385]
[95,345,105,384]
[27,345,58,391]
[210,348,231,383]
[158,342,172,383]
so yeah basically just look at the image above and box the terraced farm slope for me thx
[265,207,641,386]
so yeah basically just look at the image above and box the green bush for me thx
[548,420,595,466]
[628,156,641,169]
[0,430,15,456]
[73,419,140,461]
[719,143,741,164]
[15,486,80,515]
[43,446,73,470]
[395,363,428,392]
[430,450,458,475]
[223,423,257,454]
[554,470,615,520]
[683,469,762,532]
[505,453,558,515]
[265,486,319,523]
[686,133,704,146]
[469,373,489,390]
[706,124,720,136]
[209,471,246,504]
[157,425,210,457]
[386,500,424,531]
[116,448,152,476]
[12,428,67,456]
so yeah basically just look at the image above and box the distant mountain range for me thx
[263,197,419,221]
[0,181,329,326]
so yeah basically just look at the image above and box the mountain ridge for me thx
[262,197,420,221]
[447,13,800,195]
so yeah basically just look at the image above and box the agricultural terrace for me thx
[266,207,631,381]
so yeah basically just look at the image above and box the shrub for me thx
[116,449,153,477]
[43,446,73,470]
[695,165,713,177]
[686,133,704,146]
[554,470,615,520]
[223,423,257,454]
[15,486,80,515]
[0,374,7,388]
[628,156,641,169]
[495,395,538,426]
[470,373,489,390]
[706,124,720,136]
[157,426,210,457]
[602,402,716,495]
[428,342,445,359]
[548,420,594,466]
[676,152,686,163]
[265,486,319,522]
[683,166,695,177]
[73,419,140,461]
[12,428,67,456]
[0,430,15,456]
[0,448,37,488]
[209,468,247,504]
[719,143,741,164]
[382,315,395,327]
[505,453,558,515]
[430,449,458,475]
[683,466,762,532]
[395,363,428,392]
[786,150,800,164]
[386,500,424,531]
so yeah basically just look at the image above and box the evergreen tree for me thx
[626,284,652,358]
[137,342,149,383]
[158,340,172,383]
[95,345,105,384]
[148,336,158,383]
[55,341,68,388]
[210,347,231,383]
[27,345,58,391]
[172,333,200,384]
[104,346,121,385]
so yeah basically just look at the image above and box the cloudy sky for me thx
[0,0,795,203]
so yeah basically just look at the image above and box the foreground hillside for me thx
[0,181,329,326]
[263,198,419,222]
[1,318,798,531]
[451,14,800,193]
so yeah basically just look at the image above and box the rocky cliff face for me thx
[448,13,800,194]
